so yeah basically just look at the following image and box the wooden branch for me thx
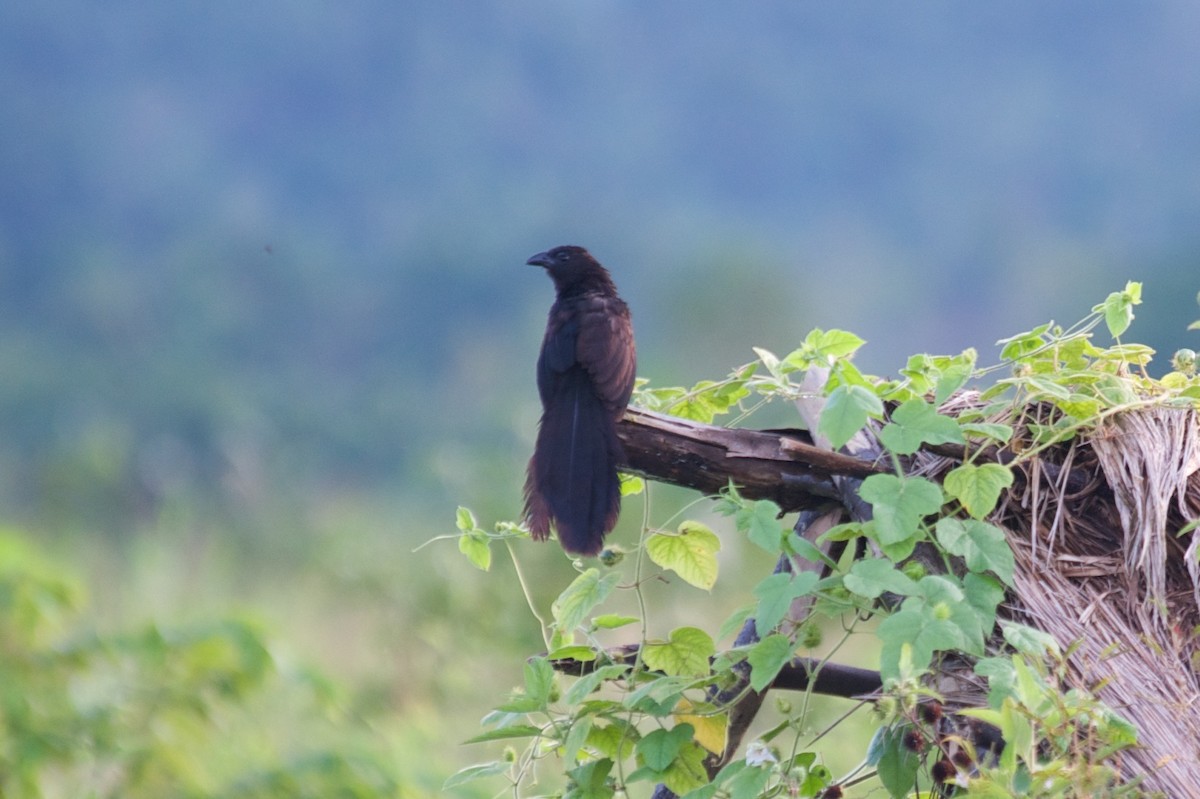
[776,657,883,696]
[548,647,881,702]
[617,407,885,512]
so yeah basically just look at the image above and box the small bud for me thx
[1172,348,1197,376]
[819,786,843,799]
[918,701,943,725]
[931,759,955,784]
[598,546,625,566]
[902,729,925,753]
[797,622,823,649]
[826,585,852,602]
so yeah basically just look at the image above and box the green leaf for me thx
[917,574,987,655]
[879,399,964,455]
[864,725,888,765]
[753,571,819,636]
[1000,622,1060,657]
[786,533,838,568]
[524,656,555,706]
[669,386,723,423]
[811,328,867,360]
[592,614,639,630]
[816,521,865,544]
[1055,394,1101,419]
[943,462,1014,519]
[754,347,781,377]
[875,726,921,799]
[566,758,616,799]
[935,518,1015,584]
[637,724,695,771]
[997,322,1051,361]
[455,506,478,532]
[564,664,630,706]
[462,725,544,744]
[961,422,1014,444]
[623,675,691,715]
[458,531,492,571]
[963,571,1005,637]
[619,473,645,496]
[934,357,975,405]
[748,633,793,692]
[878,607,965,682]
[843,558,920,600]
[780,330,853,372]
[547,645,598,662]
[741,500,785,553]
[642,627,715,677]
[443,761,510,788]
[876,526,920,562]
[586,720,639,761]
[552,569,622,633]
[973,657,1018,706]
[493,695,543,713]
[712,761,771,799]
[819,384,884,449]
[1024,375,1072,401]
[662,740,709,795]
[564,715,594,763]
[1094,281,1142,338]
[671,378,751,422]
[859,474,944,545]
[646,521,721,590]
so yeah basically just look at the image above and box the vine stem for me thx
[504,540,551,651]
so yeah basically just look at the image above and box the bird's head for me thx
[527,245,613,292]
[527,245,593,272]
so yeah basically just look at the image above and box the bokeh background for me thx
[3,1,1199,795]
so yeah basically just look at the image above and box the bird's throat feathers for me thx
[549,265,617,298]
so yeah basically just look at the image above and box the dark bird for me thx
[523,245,636,556]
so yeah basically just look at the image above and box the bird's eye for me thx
[556,251,570,262]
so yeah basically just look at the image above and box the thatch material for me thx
[1090,408,1200,623]
[993,407,1200,795]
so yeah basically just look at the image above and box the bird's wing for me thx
[576,294,636,413]
[540,310,579,373]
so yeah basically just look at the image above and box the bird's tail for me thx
[524,372,624,556]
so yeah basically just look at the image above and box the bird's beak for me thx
[526,251,553,268]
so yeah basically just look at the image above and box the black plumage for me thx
[523,246,636,555]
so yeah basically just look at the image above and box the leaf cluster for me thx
[451,281,1194,798]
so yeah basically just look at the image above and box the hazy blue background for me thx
[2,2,1199,791]
[3,2,1199,533]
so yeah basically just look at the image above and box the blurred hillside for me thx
[3,2,1199,537]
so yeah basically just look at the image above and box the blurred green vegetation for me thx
[0,530,408,797]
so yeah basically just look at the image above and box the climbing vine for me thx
[447,282,1199,798]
